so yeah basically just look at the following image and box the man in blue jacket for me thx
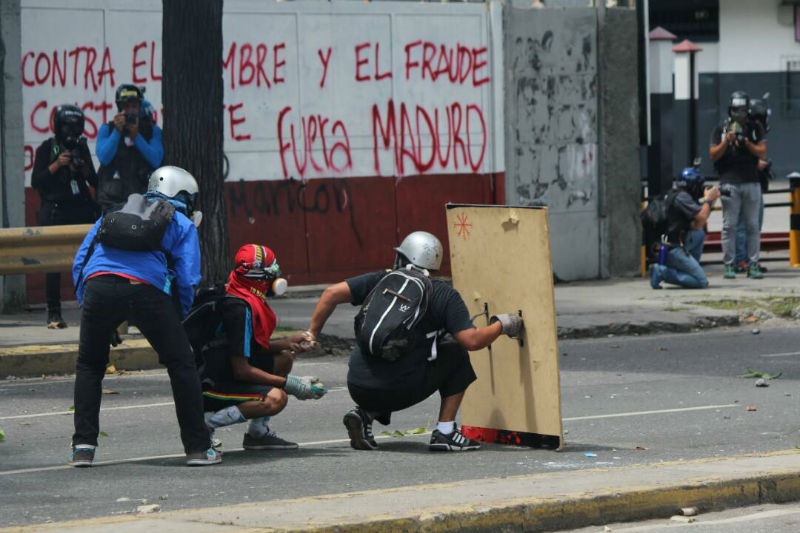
[71,166,218,467]
[95,84,164,213]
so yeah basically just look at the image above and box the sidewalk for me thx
[2,264,800,377]
[5,451,800,532]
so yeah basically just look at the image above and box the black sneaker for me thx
[343,407,378,450]
[47,309,67,329]
[243,431,298,450]
[429,426,481,452]
[70,446,95,467]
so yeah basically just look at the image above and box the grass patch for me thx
[768,297,800,318]
[691,296,800,318]
[691,299,756,311]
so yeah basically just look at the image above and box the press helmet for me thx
[676,166,705,199]
[147,166,199,215]
[115,84,143,111]
[53,104,85,148]
[729,90,749,110]
[394,231,443,271]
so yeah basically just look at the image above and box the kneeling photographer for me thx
[709,91,767,279]
[31,104,99,328]
[649,168,720,289]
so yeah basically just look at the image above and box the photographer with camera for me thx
[95,84,164,213]
[31,104,99,329]
[649,168,720,289]
[709,91,767,279]
[733,95,773,273]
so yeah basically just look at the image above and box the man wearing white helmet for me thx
[71,166,219,467]
[306,231,523,452]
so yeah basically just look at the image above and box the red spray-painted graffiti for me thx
[277,106,352,179]
[21,35,493,181]
[21,46,115,91]
[372,99,487,175]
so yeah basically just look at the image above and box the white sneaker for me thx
[186,448,222,466]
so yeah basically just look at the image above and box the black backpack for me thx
[182,287,245,379]
[640,192,675,239]
[75,194,175,290]
[354,267,433,362]
[96,193,175,251]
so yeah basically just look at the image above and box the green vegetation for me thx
[691,296,800,318]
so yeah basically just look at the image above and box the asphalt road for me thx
[2,326,800,527]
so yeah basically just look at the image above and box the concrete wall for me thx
[19,0,503,184]
[718,0,796,74]
[504,5,639,280]
[17,0,506,300]
[0,0,26,312]
[504,7,600,280]
[598,7,641,277]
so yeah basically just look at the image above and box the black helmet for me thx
[749,96,770,132]
[53,104,85,149]
[115,84,143,111]
[729,91,749,109]
[728,90,749,125]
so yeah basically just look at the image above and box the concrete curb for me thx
[557,314,741,339]
[5,451,800,532]
[0,315,746,377]
[0,339,158,378]
[0,330,312,378]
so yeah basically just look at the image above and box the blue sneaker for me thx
[648,264,662,290]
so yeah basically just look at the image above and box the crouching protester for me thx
[649,168,721,289]
[70,166,218,467]
[305,231,523,452]
[183,244,326,451]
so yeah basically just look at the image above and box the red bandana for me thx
[225,244,277,349]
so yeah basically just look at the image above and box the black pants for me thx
[72,275,210,453]
[38,201,97,311]
[347,342,477,425]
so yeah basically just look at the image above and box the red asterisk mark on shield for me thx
[454,213,472,240]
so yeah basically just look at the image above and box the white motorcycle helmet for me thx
[394,231,443,271]
[147,166,202,226]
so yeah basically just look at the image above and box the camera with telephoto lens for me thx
[719,183,734,197]
[70,137,88,168]
[125,112,138,125]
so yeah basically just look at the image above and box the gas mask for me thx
[241,258,287,296]
[730,107,748,126]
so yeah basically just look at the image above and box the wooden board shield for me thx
[446,204,562,450]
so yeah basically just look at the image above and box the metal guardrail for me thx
[0,224,92,275]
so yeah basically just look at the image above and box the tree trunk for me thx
[162,0,229,284]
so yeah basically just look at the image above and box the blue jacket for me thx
[96,122,164,168]
[72,197,201,316]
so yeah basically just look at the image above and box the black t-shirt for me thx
[710,121,766,184]
[665,190,701,245]
[31,138,97,205]
[346,271,474,390]
[201,297,273,383]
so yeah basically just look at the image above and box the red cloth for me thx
[225,245,277,349]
